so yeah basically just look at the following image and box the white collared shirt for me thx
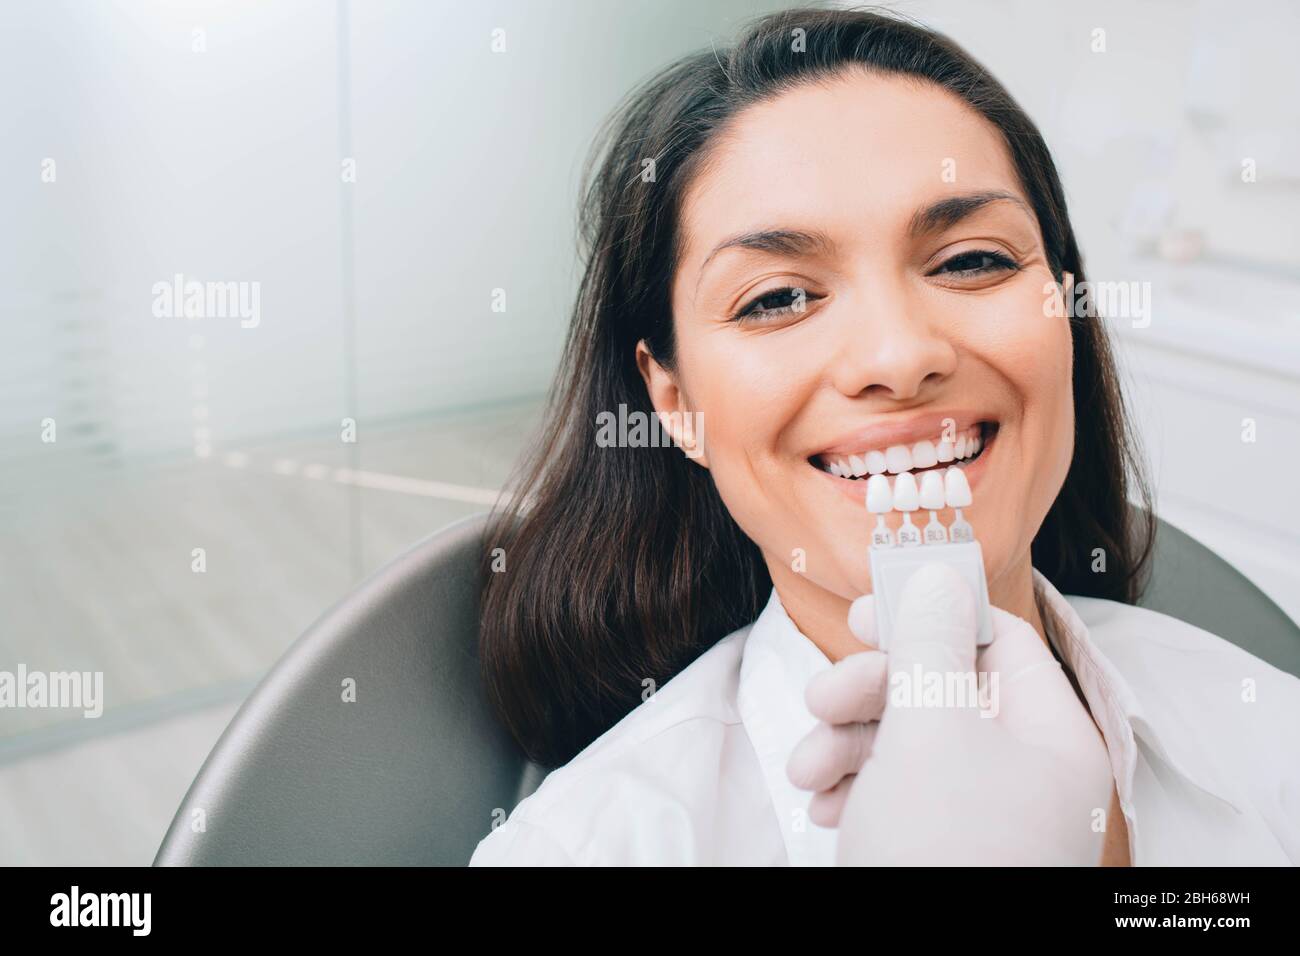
[470,571,1300,865]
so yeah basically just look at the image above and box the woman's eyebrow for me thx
[699,228,833,271]
[695,228,833,295]
[908,190,1032,237]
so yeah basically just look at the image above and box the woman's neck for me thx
[768,549,1048,663]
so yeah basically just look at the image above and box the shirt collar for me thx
[1031,569,1245,818]
[735,588,839,866]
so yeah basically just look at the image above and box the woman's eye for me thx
[731,286,812,322]
[931,249,1020,277]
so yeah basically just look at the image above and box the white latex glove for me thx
[788,562,1115,865]
[785,597,887,827]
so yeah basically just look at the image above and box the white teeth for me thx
[892,472,919,511]
[945,465,972,508]
[868,467,975,549]
[919,470,946,510]
[865,473,893,513]
[866,470,971,514]
[885,444,912,473]
[819,424,989,478]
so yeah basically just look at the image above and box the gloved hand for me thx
[785,594,887,827]
[787,563,1115,865]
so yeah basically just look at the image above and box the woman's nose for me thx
[827,294,959,401]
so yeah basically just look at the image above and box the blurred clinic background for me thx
[2,0,1299,864]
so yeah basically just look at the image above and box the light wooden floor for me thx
[0,398,542,865]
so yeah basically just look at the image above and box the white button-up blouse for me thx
[470,570,1300,865]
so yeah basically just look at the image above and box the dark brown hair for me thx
[480,5,1154,767]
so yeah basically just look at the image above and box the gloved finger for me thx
[980,606,1083,739]
[977,604,1057,676]
[878,562,982,737]
[887,562,979,678]
[847,594,877,647]
[804,649,888,724]
[808,774,856,829]
[787,719,877,792]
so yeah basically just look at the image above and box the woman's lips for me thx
[811,411,991,462]
[811,424,998,512]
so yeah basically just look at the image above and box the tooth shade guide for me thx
[865,473,893,513]
[861,464,974,548]
[869,539,995,649]
[918,470,946,510]
[897,513,921,547]
[944,466,972,508]
[949,511,974,543]
[864,426,994,651]
[865,473,896,550]
[891,472,920,511]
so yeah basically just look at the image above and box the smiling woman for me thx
[642,63,1093,663]
[470,7,1299,867]
[481,3,1147,765]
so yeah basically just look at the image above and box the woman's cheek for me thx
[1009,307,1075,532]
[1021,308,1074,474]
[678,352,771,513]
[682,339,816,549]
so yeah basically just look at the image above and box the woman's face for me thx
[639,68,1075,639]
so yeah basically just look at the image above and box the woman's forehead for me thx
[676,70,1026,264]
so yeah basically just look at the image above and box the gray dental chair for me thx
[154,509,1300,866]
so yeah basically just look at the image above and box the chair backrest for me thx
[154,511,545,866]
[1138,516,1300,677]
[155,509,1299,865]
